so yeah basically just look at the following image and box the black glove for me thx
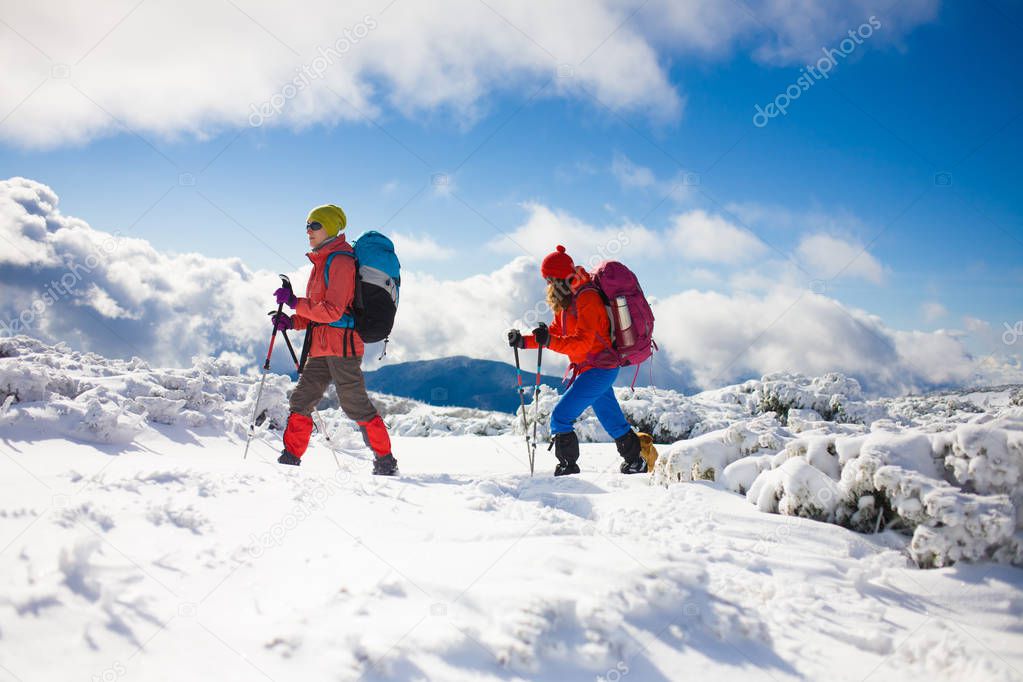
[507,329,526,348]
[532,323,550,347]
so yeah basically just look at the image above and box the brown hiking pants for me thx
[289,355,378,421]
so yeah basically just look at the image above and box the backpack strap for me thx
[572,284,617,362]
[324,250,357,330]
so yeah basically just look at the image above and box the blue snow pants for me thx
[550,367,631,439]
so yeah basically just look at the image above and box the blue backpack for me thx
[324,231,400,345]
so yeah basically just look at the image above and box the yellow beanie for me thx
[306,204,347,237]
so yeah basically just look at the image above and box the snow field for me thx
[1,429,1021,681]
[1,336,1022,679]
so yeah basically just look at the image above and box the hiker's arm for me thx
[294,257,355,323]
[523,313,562,349]
[547,291,605,356]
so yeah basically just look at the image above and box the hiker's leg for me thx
[591,383,631,440]
[283,357,331,457]
[549,367,619,435]
[327,356,391,456]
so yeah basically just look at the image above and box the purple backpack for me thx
[590,261,656,370]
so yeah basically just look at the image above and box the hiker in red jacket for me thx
[508,245,645,476]
[271,204,397,475]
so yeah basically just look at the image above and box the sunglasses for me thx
[306,221,324,232]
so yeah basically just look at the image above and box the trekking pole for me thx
[243,274,292,460]
[529,329,546,477]
[513,345,533,476]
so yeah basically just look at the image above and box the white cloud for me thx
[669,210,768,265]
[795,233,884,284]
[378,256,552,371]
[685,268,723,287]
[921,301,947,323]
[610,152,695,203]
[0,0,938,148]
[390,231,455,261]
[611,153,657,189]
[963,316,990,334]
[652,287,1020,395]
[487,202,659,266]
[0,177,295,366]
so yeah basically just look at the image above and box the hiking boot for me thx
[277,450,301,466]
[554,461,581,476]
[614,430,645,474]
[372,453,399,476]
[551,431,580,476]
[619,458,647,474]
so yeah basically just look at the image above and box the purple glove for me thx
[271,312,293,332]
[274,287,297,308]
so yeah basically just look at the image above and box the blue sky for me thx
[1,0,1020,392]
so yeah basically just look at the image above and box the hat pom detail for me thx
[541,244,576,280]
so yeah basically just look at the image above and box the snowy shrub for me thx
[747,458,841,521]
[0,363,53,403]
[133,396,188,425]
[874,465,1017,568]
[653,416,783,485]
[721,454,773,495]
[661,393,1023,568]
[747,372,864,424]
[72,397,146,444]
[388,405,513,437]
[615,387,703,442]
[942,416,1023,496]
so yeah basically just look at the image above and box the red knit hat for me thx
[541,245,575,279]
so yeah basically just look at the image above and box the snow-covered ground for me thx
[1,336,1022,681]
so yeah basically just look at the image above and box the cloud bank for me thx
[2,0,938,148]
[4,176,1017,396]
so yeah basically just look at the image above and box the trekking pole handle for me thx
[262,275,294,371]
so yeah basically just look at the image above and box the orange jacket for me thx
[524,268,615,373]
[292,236,365,358]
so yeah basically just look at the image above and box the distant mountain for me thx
[364,355,564,413]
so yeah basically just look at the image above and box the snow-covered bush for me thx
[658,394,1023,568]
[746,458,841,521]
[388,405,513,437]
[652,414,784,485]
[874,465,1016,568]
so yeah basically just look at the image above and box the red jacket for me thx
[292,236,365,358]
[525,268,615,374]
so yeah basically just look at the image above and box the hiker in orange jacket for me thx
[271,204,397,475]
[508,245,644,476]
